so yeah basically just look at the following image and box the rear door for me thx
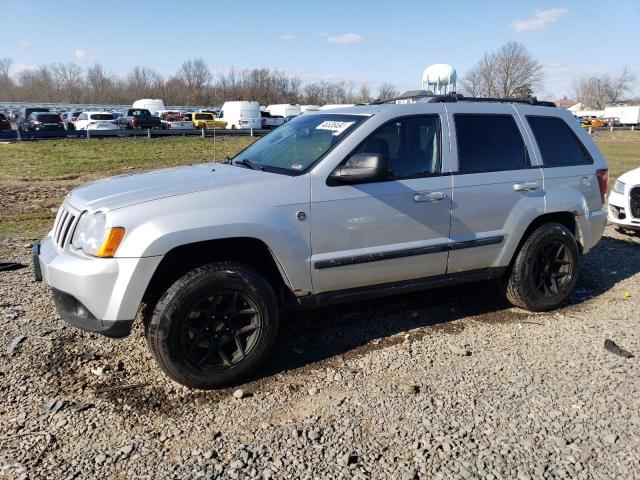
[446,103,544,273]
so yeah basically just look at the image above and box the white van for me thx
[218,101,261,130]
[132,99,166,117]
[266,104,302,118]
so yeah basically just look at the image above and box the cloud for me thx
[9,63,36,77]
[510,8,568,33]
[280,34,295,41]
[326,33,363,44]
[18,40,30,48]
[72,48,92,62]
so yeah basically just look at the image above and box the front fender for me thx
[111,191,313,294]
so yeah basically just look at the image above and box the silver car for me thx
[34,96,608,389]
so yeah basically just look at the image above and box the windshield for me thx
[232,114,366,174]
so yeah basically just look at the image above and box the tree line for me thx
[1,42,634,108]
[0,57,399,106]
[458,41,635,108]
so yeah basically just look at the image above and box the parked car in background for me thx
[17,107,50,131]
[132,99,165,117]
[300,105,320,113]
[192,112,226,129]
[183,113,193,122]
[115,109,162,130]
[62,110,83,130]
[260,110,285,129]
[266,104,301,119]
[218,101,261,129]
[75,112,119,131]
[0,113,11,131]
[608,167,640,232]
[158,110,194,130]
[22,112,65,131]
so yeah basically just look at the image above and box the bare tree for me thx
[354,85,372,103]
[179,59,211,105]
[377,82,399,101]
[573,65,636,109]
[461,42,543,98]
[86,63,114,103]
[126,66,164,99]
[0,58,14,100]
[51,63,85,103]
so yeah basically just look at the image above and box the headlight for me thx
[612,180,626,195]
[71,212,125,257]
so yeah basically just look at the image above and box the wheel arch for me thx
[509,211,581,267]
[142,237,297,314]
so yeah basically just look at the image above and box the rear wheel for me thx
[502,223,579,311]
[146,262,279,389]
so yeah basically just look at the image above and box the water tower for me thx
[422,63,457,94]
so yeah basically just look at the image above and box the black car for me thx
[23,112,65,131]
[17,107,51,131]
[0,113,11,131]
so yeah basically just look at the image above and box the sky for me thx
[1,0,639,99]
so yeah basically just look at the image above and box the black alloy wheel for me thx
[180,291,262,369]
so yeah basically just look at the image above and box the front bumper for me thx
[33,236,163,336]
[51,288,134,338]
[608,190,640,230]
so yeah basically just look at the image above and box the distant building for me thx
[555,97,576,109]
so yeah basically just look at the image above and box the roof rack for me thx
[372,92,556,107]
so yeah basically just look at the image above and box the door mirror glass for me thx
[330,153,388,183]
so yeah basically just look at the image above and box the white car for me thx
[75,112,118,131]
[608,167,640,231]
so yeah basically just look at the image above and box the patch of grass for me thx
[592,130,640,187]
[0,211,56,242]
[0,131,638,245]
[0,136,255,182]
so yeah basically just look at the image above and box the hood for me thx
[618,167,640,186]
[68,163,273,211]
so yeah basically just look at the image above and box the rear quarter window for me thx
[526,116,593,166]
[454,114,529,173]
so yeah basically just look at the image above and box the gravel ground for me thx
[0,225,639,479]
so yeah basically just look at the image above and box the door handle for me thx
[414,192,445,203]
[513,181,538,192]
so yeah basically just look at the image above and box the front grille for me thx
[52,204,78,248]
[631,187,640,219]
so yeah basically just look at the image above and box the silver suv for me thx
[33,96,609,389]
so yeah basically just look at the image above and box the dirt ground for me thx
[0,224,638,479]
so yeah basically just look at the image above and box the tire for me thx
[502,223,580,312]
[146,262,279,389]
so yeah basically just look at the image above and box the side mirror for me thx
[330,153,388,183]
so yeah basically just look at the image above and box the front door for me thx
[310,113,453,294]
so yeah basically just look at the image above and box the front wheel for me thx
[502,223,580,311]
[146,262,279,389]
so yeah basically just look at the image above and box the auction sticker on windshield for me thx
[316,120,354,136]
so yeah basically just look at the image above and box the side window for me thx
[526,116,593,166]
[353,116,441,180]
[78,113,87,121]
[455,114,528,173]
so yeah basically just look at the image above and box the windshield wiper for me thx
[233,158,264,171]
